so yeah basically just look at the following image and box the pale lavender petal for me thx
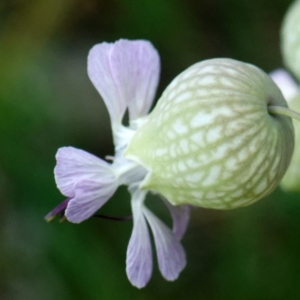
[143,207,186,281]
[126,189,153,288]
[111,40,160,120]
[65,179,117,223]
[163,199,191,240]
[54,147,114,198]
[270,69,299,101]
[88,40,160,124]
[88,42,126,124]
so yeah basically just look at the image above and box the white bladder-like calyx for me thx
[126,58,294,209]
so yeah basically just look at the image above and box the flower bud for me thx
[281,0,300,81]
[125,59,294,209]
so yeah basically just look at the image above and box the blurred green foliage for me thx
[1,0,300,299]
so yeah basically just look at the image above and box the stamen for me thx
[105,155,115,161]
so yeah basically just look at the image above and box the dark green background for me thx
[1,0,300,299]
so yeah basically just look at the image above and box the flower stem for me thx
[268,106,300,121]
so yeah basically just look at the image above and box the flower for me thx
[46,39,190,288]
[274,0,300,192]
[281,0,300,82]
[270,69,300,192]
[47,39,299,288]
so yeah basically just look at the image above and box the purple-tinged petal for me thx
[54,147,114,198]
[111,40,160,120]
[270,69,299,101]
[126,189,152,288]
[45,198,70,222]
[65,179,117,223]
[88,42,126,125]
[163,199,191,240]
[143,207,186,281]
[88,40,160,125]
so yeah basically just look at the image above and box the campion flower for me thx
[270,69,300,191]
[47,39,300,288]
[281,0,300,82]
[278,0,300,192]
[46,39,190,288]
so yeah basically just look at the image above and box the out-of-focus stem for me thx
[268,106,300,122]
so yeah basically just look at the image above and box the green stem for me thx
[268,106,300,122]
